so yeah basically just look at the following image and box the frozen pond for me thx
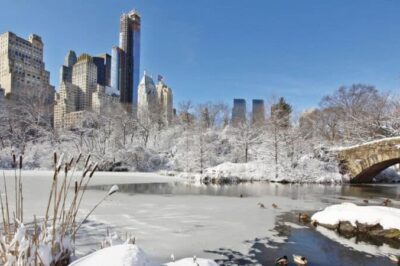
[87,180,400,265]
[1,171,399,265]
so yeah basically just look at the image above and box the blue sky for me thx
[1,0,399,111]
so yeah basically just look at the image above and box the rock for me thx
[318,223,338,230]
[338,221,356,235]
[113,166,129,172]
[356,222,382,233]
[369,229,400,240]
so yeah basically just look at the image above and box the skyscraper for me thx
[252,99,265,126]
[137,72,158,123]
[137,72,173,125]
[72,54,98,110]
[93,54,111,87]
[231,99,247,126]
[117,10,141,114]
[156,78,174,125]
[0,32,54,103]
[111,46,122,92]
[59,50,77,83]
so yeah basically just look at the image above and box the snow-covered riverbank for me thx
[177,159,400,184]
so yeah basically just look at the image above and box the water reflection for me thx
[341,184,400,200]
[88,182,400,202]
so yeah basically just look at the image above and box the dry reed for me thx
[0,152,119,265]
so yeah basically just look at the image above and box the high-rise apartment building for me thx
[138,72,158,123]
[93,54,111,87]
[72,54,98,110]
[252,99,265,126]
[137,72,173,125]
[156,78,173,125]
[111,46,122,93]
[231,99,247,126]
[60,50,77,83]
[0,31,54,104]
[54,52,119,129]
[111,10,141,115]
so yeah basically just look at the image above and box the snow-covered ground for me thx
[311,202,400,230]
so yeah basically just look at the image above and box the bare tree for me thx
[320,84,393,142]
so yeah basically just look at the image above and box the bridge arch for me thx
[335,137,400,183]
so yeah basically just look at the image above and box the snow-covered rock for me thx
[165,258,219,266]
[311,203,400,230]
[69,244,152,266]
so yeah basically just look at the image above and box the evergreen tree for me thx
[271,97,292,129]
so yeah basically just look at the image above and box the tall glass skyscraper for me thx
[111,46,121,92]
[117,10,141,115]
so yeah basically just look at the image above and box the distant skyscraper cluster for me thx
[0,24,263,132]
[110,10,173,125]
[0,31,54,104]
[54,52,119,129]
[0,9,174,130]
[52,9,173,129]
[231,98,265,127]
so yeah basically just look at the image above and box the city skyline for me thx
[1,0,400,112]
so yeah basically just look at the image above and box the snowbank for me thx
[165,258,219,266]
[69,244,219,266]
[202,161,268,182]
[311,203,400,230]
[196,154,345,184]
[69,244,152,266]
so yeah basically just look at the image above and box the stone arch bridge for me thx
[334,137,400,183]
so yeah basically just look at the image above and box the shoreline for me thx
[1,169,399,185]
